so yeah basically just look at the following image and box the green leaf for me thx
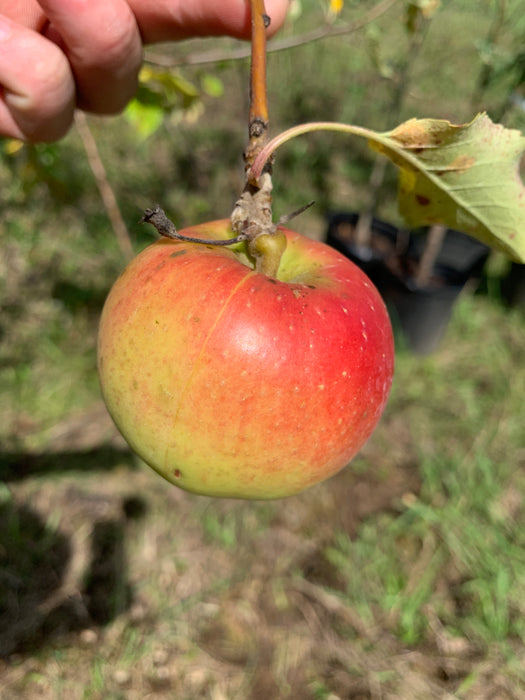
[201,73,224,98]
[252,113,525,262]
[140,66,199,99]
[124,99,164,139]
[376,113,525,262]
[135,66,201,112]
[159,72,200,100]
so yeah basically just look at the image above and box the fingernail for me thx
[0,16,13,41]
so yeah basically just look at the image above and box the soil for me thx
[1,403,521,699]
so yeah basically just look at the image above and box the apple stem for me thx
[249,229,287,276]
[229,0,290,279]
[146,1,289,278]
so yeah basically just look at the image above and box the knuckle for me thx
[32,51,73,107]
[72,12,142,114]
[78,13,141,72]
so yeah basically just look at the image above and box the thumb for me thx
[129,0,288,43]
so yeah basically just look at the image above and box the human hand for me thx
[0,0,288,142]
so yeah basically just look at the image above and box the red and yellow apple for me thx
[97,220,394,499]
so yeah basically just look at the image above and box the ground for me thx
[1,293,524,699]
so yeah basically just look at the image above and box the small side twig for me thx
[142,201,314,246]
[141,206,248,246]
[75,112,134,262]
[276,200,315,226]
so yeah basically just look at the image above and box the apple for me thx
[97,219,394,499]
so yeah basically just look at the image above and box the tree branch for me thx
[144,0,399,69]
[75,112,134,262]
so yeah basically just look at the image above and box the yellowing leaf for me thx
[252,114,525,262]
[3,139,24,155]
[138,66,200,102]
[138,66,155,83]
[375,113,525,262]
[419,0,441,19]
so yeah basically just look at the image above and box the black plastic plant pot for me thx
[385,275,466,355]
[326,216,490,354]
[502,262,525,309]
[409,227,490,285]
[387,229,490,355]
[325,211,405,291]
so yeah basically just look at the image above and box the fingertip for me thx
[37,0,143,115]
[4,93,75,142]
[263,0,289,37]
[0,33,76,141]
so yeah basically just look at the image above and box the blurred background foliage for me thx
[1,1,525,697]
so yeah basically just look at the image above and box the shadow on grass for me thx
[0,446,134,482]
[0,477,146,657]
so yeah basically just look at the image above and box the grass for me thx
[1,293,523,699]
[1,0,525,697]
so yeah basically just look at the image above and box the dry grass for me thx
[1,292,524,699]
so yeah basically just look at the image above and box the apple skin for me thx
[97,220,394,499]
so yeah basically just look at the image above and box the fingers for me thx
[0,0,143,140]
[0,0,289,142]
[129,0,289,43]
[37,0,143,115]
[0,14,75,141]
[0,1,46,29]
